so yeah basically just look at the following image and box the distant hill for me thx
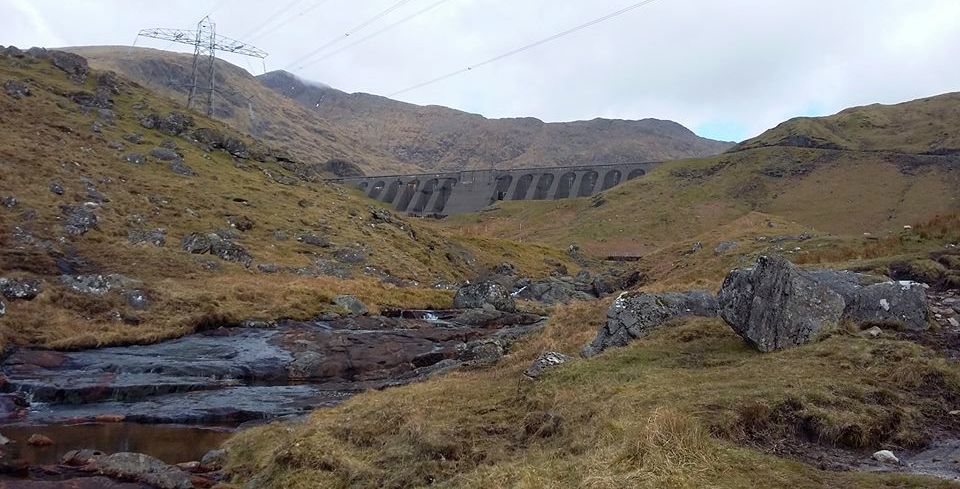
[65,47,732,175]
[445,92,960,256]
[732,92,960,155]
[257,70,733,172]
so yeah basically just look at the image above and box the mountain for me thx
[65,47,732,175]
[257,69,734,172]
[443,92,960,257]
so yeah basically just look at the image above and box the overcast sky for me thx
[2,0,958,141]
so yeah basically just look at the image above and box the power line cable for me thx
[296,0,451,69]
[249,0,335,42]
[285,0,414,69]
[388,0,662,97]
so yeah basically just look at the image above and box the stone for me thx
[583,290,718,357]
[492,262,517,276]
[27,433,54,446]
[180,232,252,267]
[714,241,738,255]
[0,433,9,445]
[123,152,146,165]
[127,228,166,247]
[859,326,883,338]
[169,159,197,177]
[370,206,393,222]
[949,317,960,328]
[454,282,516,312]
[50,50,88,83]
[257,263,280,273]
[107,140,125,150]
[62,449,106,466]
[61,204,99,235]
[149,147,180,161]
[524,351,573,379]
[0,277,43,301]
[718,256,846,352]
[93,452,193,489]
[61,274,138,295]
[0,299,5,317]
[334,247,366,263]
[872,450,900,465]
[123,132,144,144]
[514,277,594,305]
[227,215,254,231]
[273,230,289,241]
[592,270,645,297]
[458,339,505,367]
[139,112,194,136]
[91,121,103,133]
[3,79,30,99]
[333,295,368,316]
[49,182,64,195]
[846,281,929,331]
[160,138,178,149]
[200,449,227,470]
[2,196,17,208]
[123,289,150,310]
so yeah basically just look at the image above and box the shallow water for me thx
[0,422,232,465]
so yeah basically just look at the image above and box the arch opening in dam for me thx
[342,161,659,217]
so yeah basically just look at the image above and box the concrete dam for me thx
[331,162,659,216]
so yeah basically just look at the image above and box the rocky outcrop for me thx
[50,50,89,84]
[333,295,368,316]
[719,256,931,352]
[454,282,516,312]
[513,277,594,305]
[524,351,573,379]
[718,256,846,352]
[128,228,166,247]
[0,277,43,301]
[582,290,717,357]
[181,232,252,267]
[61,274,139,296]
[61,204,98,235]
[139,112,194,137]
[3,79,30,99]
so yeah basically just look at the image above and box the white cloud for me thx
[1,0,957,141]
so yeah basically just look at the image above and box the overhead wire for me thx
[387,0,662,97]
[239,0,308,40]
[285,0,415,69]
[296,0,452,69]
[248,0,335,42]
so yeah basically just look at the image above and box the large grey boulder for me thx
[454,282,516,312]
[718,256,846,352]
[582,290,717,357]
[846,281,929,331]
[50,50,88,83]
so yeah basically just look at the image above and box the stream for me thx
[0,310,544,482]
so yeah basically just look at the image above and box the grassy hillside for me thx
[733,92,960,155]
[442,135,960,258]
[0,47,576,350]
[258,70,733,172]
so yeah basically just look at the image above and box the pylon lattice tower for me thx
[135,16,268,116]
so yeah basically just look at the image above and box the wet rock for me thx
[718,256,846,352]
[2,196,17,208]
[127,228,166,247]
[92,452,193,489]
[61,204,98,235]
[334,247,366,264]
[583,290,718,357]
[199,449,226,470]
[846,281,929,330]
[524,351,573,379]
[50,50,88,83]
[514,277,594,305]
[454,282,516,312]
[0,433,9,445]
[61,274,138,295]
[452,309,542,328]
[872,449,900,465]
[169,160,196,177]
[0,392,28,418]
[0,277,43,301]
[62,449,106,466]
[149,148,179,161]
[49,182,64,195]
[139,112,194,136]
[714,241,738,255]
[333,295,368,316]
[226,215,254,231]
[27,433,53,446]
[3,79,30,99]
[180,232,252,267]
